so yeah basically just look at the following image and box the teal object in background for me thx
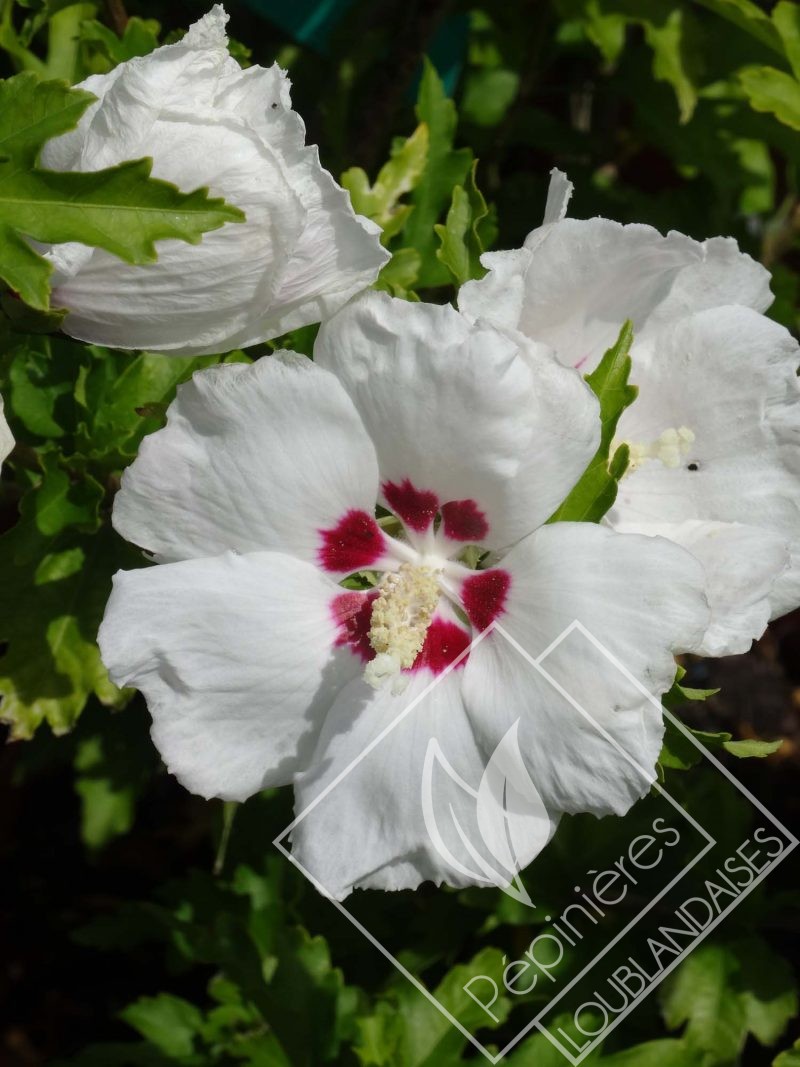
[244,0,468,95]
[247,0,357,52]
[425,13,469,97]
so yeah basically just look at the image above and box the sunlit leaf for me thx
[739,65,800,130]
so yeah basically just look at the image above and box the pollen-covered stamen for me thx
[364,563,440,689]
[624,426,695,473]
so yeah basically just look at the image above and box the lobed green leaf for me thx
[434,160,491,285]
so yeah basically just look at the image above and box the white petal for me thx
[0,394,13,472]
[612,519,789,657]
[291,666,557,900]
[44,8,386,355]
[98,550,360,800]
[458,168,570,328]
[315,291,599,552]
[612,305,800,623]
[458,248,533,333]
[461,523,708,816]
[213,65,389,337]
[771,543,800,620]
[113,353,385,574]
[462,217,771,373]
[40,6,235,173]
[542,167,574,225]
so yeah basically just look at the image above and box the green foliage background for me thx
[1,0,799,1064]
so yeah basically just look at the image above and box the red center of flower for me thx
[318,510,386,573]
[461,569,511,631]
[411,617,472,674]
[331,594,472,677]
[322,483,502,679]
[331,590,378,662]
[382,479,440,533]
[440,499,489,542]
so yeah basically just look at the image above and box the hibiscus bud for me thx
[42,5,389,356]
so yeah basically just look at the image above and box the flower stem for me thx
[213,800,238,877]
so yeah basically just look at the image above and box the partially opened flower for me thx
[42,6,388,356]
[99,291,707,899]
[0,394,12,472]
[459,171,800,657]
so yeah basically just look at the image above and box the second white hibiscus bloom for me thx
[99,292,708,899]
[460,171,800,657]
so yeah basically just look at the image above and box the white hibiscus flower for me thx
[0,394,12,472]
[459,171,800,657]
[99,291,708,899]
[42,6,388,356]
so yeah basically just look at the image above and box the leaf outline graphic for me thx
[421,719,554,906]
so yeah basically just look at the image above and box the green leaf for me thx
[739,66,800,130]
[0,73,244,310]
[121,994,203,1058]
[660,719,729,771]
[600,1039,703,1066]
[661,723,785,767]
[661,939,797,1063]
[583,9,627,65]
[642,7,702,122]
[375,247,422,299]
[736,937,798,1047]
[660,672,782,769]
[6,338,77,439]
[434,160,490,285]
[506,1011,604,1065]
[723,737,784,758]
[548,321,637,523]
[561,3,702,119]
[404,59,472,289]
[79,16,160,67]
[354,1001,405,1066]
[341,123,429,243]
[389,947,510,1066]
[73,705,157,849]
[74,346,229,469]
[0,459,141,739]
[693,0,784,55]
[75,734,138,849]
[775,1039,800,1066]
[1,288,66,333]
[661,943,749,1064]
[224,885,359,1067]
[662,665,719,712]
[462,68,520,126]
[773,1,800,80]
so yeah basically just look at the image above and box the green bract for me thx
[548,321,637,524]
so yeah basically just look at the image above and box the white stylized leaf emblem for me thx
[421,719,553,906]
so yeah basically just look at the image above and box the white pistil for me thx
[625,426,695,473]
[364,563,440,690]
